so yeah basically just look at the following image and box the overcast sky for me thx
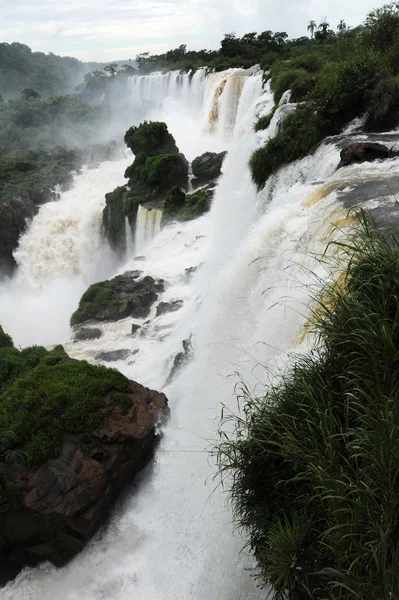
[0,0,388,62]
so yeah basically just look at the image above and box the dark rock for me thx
[166,337,194,384]
[185,266,197,281]
[29,188,59,206]
[96,349,131,362]
[0,192,38,276]
[0,378,168,584]
[192,151,227,183]
[131,324,141,336]
[338,142,395,169]
[156,300,184,317]
[71,272,165,326]
[73,327,102,342]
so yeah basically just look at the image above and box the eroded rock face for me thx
[0,378,168,585]
[338,142,394,169]
[192,151,227,184]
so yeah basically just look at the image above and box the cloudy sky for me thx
[0,0,387,62]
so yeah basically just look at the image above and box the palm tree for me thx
[337,19,347,34]
[307,20,317,39]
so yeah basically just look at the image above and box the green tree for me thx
[337,19,347,34]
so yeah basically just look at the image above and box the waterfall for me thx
[2,67,399,599]
[135,204,163,253]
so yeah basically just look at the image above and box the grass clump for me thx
[217,216,399,599]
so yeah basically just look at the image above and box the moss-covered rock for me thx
[192,151,227,183]
[71,271,165,326]
[144,153,188,191]
[161,184,215,225]
[124,121,179,159]
[0,330,168,584]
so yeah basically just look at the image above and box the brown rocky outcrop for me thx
[0,378,168,585]
[338,142,397,169]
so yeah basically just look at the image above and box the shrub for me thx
[254,107,277,132]
[271,68,310,103]
[365,76,399,131]
[311,49,388,130]
[217,216,399,599]
[250,105,324,189]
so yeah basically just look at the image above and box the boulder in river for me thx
[71,272,164,326]
[338,142,395,169]
[192,151,227,184]
[96,349,131,362]
[156,300,184,317]
[73,327,102,341]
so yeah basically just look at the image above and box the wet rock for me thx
[29,188,59,206]
[0,192,38,275]
[71,272,164,326]
[185,266,197,281]
[156,300,184,317]
[338,142,395,169]
[131,323,141,336]
[192,151,227,183]
[166,337,194,384]
[96,349,131,362]
[73,327,102,342]
[0,375,169,585]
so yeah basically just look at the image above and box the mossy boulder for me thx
[192,151,227,183]
[144,153,188,191]
[124,121,179,160]
[71,271,165,326]
[102,186,144,257]
[162,185,215,225]
[0,331,168,583]
[338,142,394,169]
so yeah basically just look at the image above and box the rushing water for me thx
[2,69,399,599]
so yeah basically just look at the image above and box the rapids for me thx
[1,68,399,599]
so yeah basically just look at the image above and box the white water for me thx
[2,69,398,599]
[134,205,163,253]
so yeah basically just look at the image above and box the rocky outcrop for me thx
[338,142,396,169]
[166,337,194,384]
[73,326,102,341]
[71,271,164,326]
[192,151,227,184]
[96,349,132,362]
[0,192,38,275]
[0,376,168,585]
[156,300,184,317]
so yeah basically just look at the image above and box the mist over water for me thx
[2,67,393,599]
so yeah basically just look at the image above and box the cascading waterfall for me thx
[2,67,399,599]
[134,204,163,253]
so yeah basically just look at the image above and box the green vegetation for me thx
[0,42,102,100]
[103,122,189,255]
[217,216,399,598]
[254,108,277,132]
[162,185,214,224]
[250,4,399,188]
[0,333,130,475]
[250,105,324,189]
[124,121,179,161]
[144,154,188,191]
[70,279,115,325]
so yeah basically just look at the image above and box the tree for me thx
[20,88,40,100]
[220,32,241,57]
[307,20,317,39]
[314,19,336,43]
[337,19,347,34]
[104,63,118,77]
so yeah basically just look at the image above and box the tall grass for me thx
[216,215,399,599]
